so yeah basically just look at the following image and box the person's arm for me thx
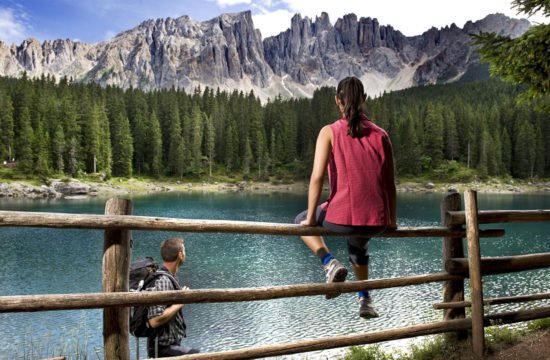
[148,303,184,328]
[148,279,189,328]
[301,125,332,226]
[383,135,397,228]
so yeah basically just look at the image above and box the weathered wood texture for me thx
[464,190,485,358]
[0,273,462,313]
[167,306,550,360]
[103,198,132,360]
[0,211,504,237]
[173,318,473,360]
[447,210,550,226]
[446,252,550,276]
[440,193,466,323]
[433,291,550,309]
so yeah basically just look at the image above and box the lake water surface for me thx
[0,192,549,359]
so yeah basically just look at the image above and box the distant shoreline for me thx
[1,178,549,199]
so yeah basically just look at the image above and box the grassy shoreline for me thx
[28,177,550,195]
[1,167,550,198]
[1,179,550,198]
[339,318,550,360]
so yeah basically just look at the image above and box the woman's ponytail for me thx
[336,77,366,138]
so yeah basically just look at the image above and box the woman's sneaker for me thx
[359,297,379,319]
[323,258,348,299]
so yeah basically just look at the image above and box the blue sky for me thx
[0,0,547,45]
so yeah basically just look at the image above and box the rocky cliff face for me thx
[0,11,531,100]
[262,12,530,95]
[83,11,273,91]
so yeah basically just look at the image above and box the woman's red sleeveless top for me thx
[321,116,394,226]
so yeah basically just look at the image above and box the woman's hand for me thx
[300,218,317,226]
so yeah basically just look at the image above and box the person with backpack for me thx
[295,76,397,319]
[146,237,199,357]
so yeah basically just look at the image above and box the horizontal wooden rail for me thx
[433,292,550,309]
[0,272,462,313]
[447,210,550,226]
[484,305,550,324]
[175,318,473,360]
[171,306,550,360]
[0,211,504,237]
[447,252,550,276]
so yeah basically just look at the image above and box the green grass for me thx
[10,314,102,360]
[527,318,550,331]
[339,345,395,360]
[486,325,523,346]
[338,336,467,360]
[340,318,550,360]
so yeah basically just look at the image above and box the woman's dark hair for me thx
[336,77,366,138]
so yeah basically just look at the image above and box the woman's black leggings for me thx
[294,206,385,266]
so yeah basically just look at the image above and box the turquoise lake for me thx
[0,191,549,359]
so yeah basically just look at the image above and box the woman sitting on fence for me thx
[295,76,397,319]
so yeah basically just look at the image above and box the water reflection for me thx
[0,192,549,359]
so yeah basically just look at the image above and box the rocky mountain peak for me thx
[0,11,533,101]
[314,12,332,32]
[463,13,530,38]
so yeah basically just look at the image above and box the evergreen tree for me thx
[98,106,112,177]
[543,119,550,176]
[83,103,101,173]
[127,91,149,176]
[422,103,444,168]
[501,128,512,175]
[243,138,252,177]
[443,109,459,161]
[210,96,226,164]
[224,118,239,172]
[168,115,185,178]
[491,131,504,176]
[472,0,550,110]
[52,123,65,173]
[60,99,80,176]
[204,114,215,179]
[534,123,545,177]
[396,116,422,175]
[15,105,34,174]
[111,113,134,177]
[66,136,79,177]
[477,129,490,178]
[146,111,163,178]
[513,118,536,178]
[190,104,204,175]
[33,121,51,176]
[0,91,15,162]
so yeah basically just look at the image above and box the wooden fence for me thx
[0,190,549,359]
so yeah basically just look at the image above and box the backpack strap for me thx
[154,269,181,290]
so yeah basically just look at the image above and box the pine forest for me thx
[0,74,548,183]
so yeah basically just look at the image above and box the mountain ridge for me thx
[0,11,531,101]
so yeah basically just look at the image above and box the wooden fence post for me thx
[464,190,485,358]
[441,192,466,331]
[103,198,132,360]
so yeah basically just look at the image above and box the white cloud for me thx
[252,8,294,37]
[251,0,548,37]
[216,0,252,7]
[0,7,29,45]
